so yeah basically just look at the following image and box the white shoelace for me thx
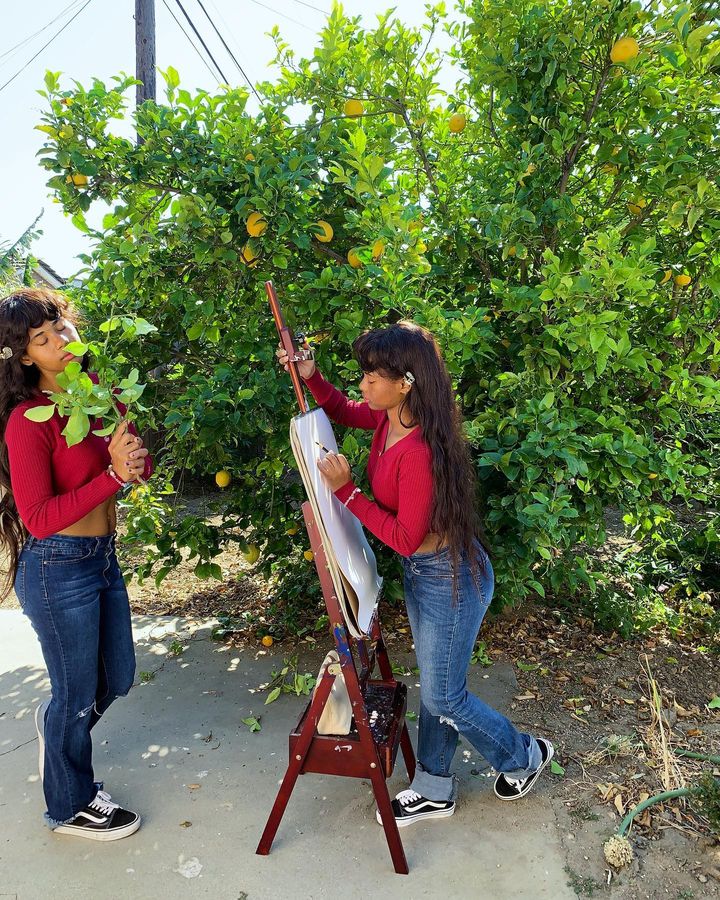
[396,789,422,807]
[88,789,119,816]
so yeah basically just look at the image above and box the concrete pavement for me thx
[0,609,574,900]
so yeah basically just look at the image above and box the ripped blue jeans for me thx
[403,540,541,802]
[14,534,135,827]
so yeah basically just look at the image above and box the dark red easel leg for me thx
[256,674,334,856]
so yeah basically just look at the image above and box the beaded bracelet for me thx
[106,465,127,488]
[343,487,361,507]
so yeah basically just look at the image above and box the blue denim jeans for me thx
[14,533,135,827]
[403,540,542,801]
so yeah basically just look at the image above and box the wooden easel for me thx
[256,282,416,875]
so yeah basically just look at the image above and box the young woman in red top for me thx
[277,321,553,826]
[0,288,151,840]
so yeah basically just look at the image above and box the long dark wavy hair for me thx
[353,320,490,581]
[0,288,83,600]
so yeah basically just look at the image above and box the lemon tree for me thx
[34,0,719,629]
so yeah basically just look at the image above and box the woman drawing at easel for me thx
[276,321,553,827]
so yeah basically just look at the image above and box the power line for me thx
[160,0,222,84]
[173,0,229,83]
[0,0,94,95]
[0,0,85,64]
[193,0,262,102]
[246,0,316,34]
[288,0,328,14]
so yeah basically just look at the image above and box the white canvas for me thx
[290,408,381,637]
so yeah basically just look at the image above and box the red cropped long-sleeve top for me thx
[5,378,153,539]
[303,369,434,556]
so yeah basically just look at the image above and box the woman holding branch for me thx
[277,320,552,826]
[0,288,151,840]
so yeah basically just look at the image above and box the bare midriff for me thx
[414,531,448,555]
[57,496,117,537]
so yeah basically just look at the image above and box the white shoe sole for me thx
[53,815,141,842]
[376,805,455,827]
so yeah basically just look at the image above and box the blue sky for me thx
[1,0,458,277]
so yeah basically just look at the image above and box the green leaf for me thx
[589,329,605,352]
[241,716,261,732]
[63,341,88,356]
[550,759,565,776]
[24,405,56,423]
[265,686,282,705]
[687,23,716,57]
[708,696,720,709]
[92,422,117,437]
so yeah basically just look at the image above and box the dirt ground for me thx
[4,495,719,899]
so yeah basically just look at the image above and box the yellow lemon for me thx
[507,245,517,257]
[261,635,274,647]
[241,243,259,266]
[448,113,466,133]
[627,198,647,216]
[372,239,385,260]
[674,273,692,287]
[303,550,314,562]
[243,544,260,564]
[285,524,299,535]
[416,240,427,253]
[610,36,640,64]
[660,270,672,285]
[347,248,363,268]
[246,211,267,237]
[314,220,333,243]
[66,173,88,187]
[343,98,364,118]
[215,470,231,488]
[648,473,658,480]
[245,152,255,161]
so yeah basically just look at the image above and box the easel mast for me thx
[256,281,416,875]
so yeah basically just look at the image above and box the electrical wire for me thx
[245,0,316,33]
[161,0,222,84]
[288,0,328,14]
[0,0,85,63]
[173,0,230,83]
[193,0,262,102]
[0,0,94,95]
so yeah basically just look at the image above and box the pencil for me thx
[315,440,332,454]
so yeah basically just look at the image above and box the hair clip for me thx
[404,371,415,385]
[0,347,13,360]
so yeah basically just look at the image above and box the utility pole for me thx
[135,0,156,106]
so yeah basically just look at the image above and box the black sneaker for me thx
[35,700,48,782]
[494,737,554,801]
[376,789,455,828]
[53,790,141,841]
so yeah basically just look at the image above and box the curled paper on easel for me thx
[290,408,381,637]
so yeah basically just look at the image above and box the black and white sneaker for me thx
[35,700,48,782]
[53,789,141,841]
[494,737,554,801]
[376,789,455,828]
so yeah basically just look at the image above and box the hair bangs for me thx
[353,329,402,378]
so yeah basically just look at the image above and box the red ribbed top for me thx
[5,379,153,539]
[303,369,433,556]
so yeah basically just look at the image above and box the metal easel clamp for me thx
[289,332,315,363]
